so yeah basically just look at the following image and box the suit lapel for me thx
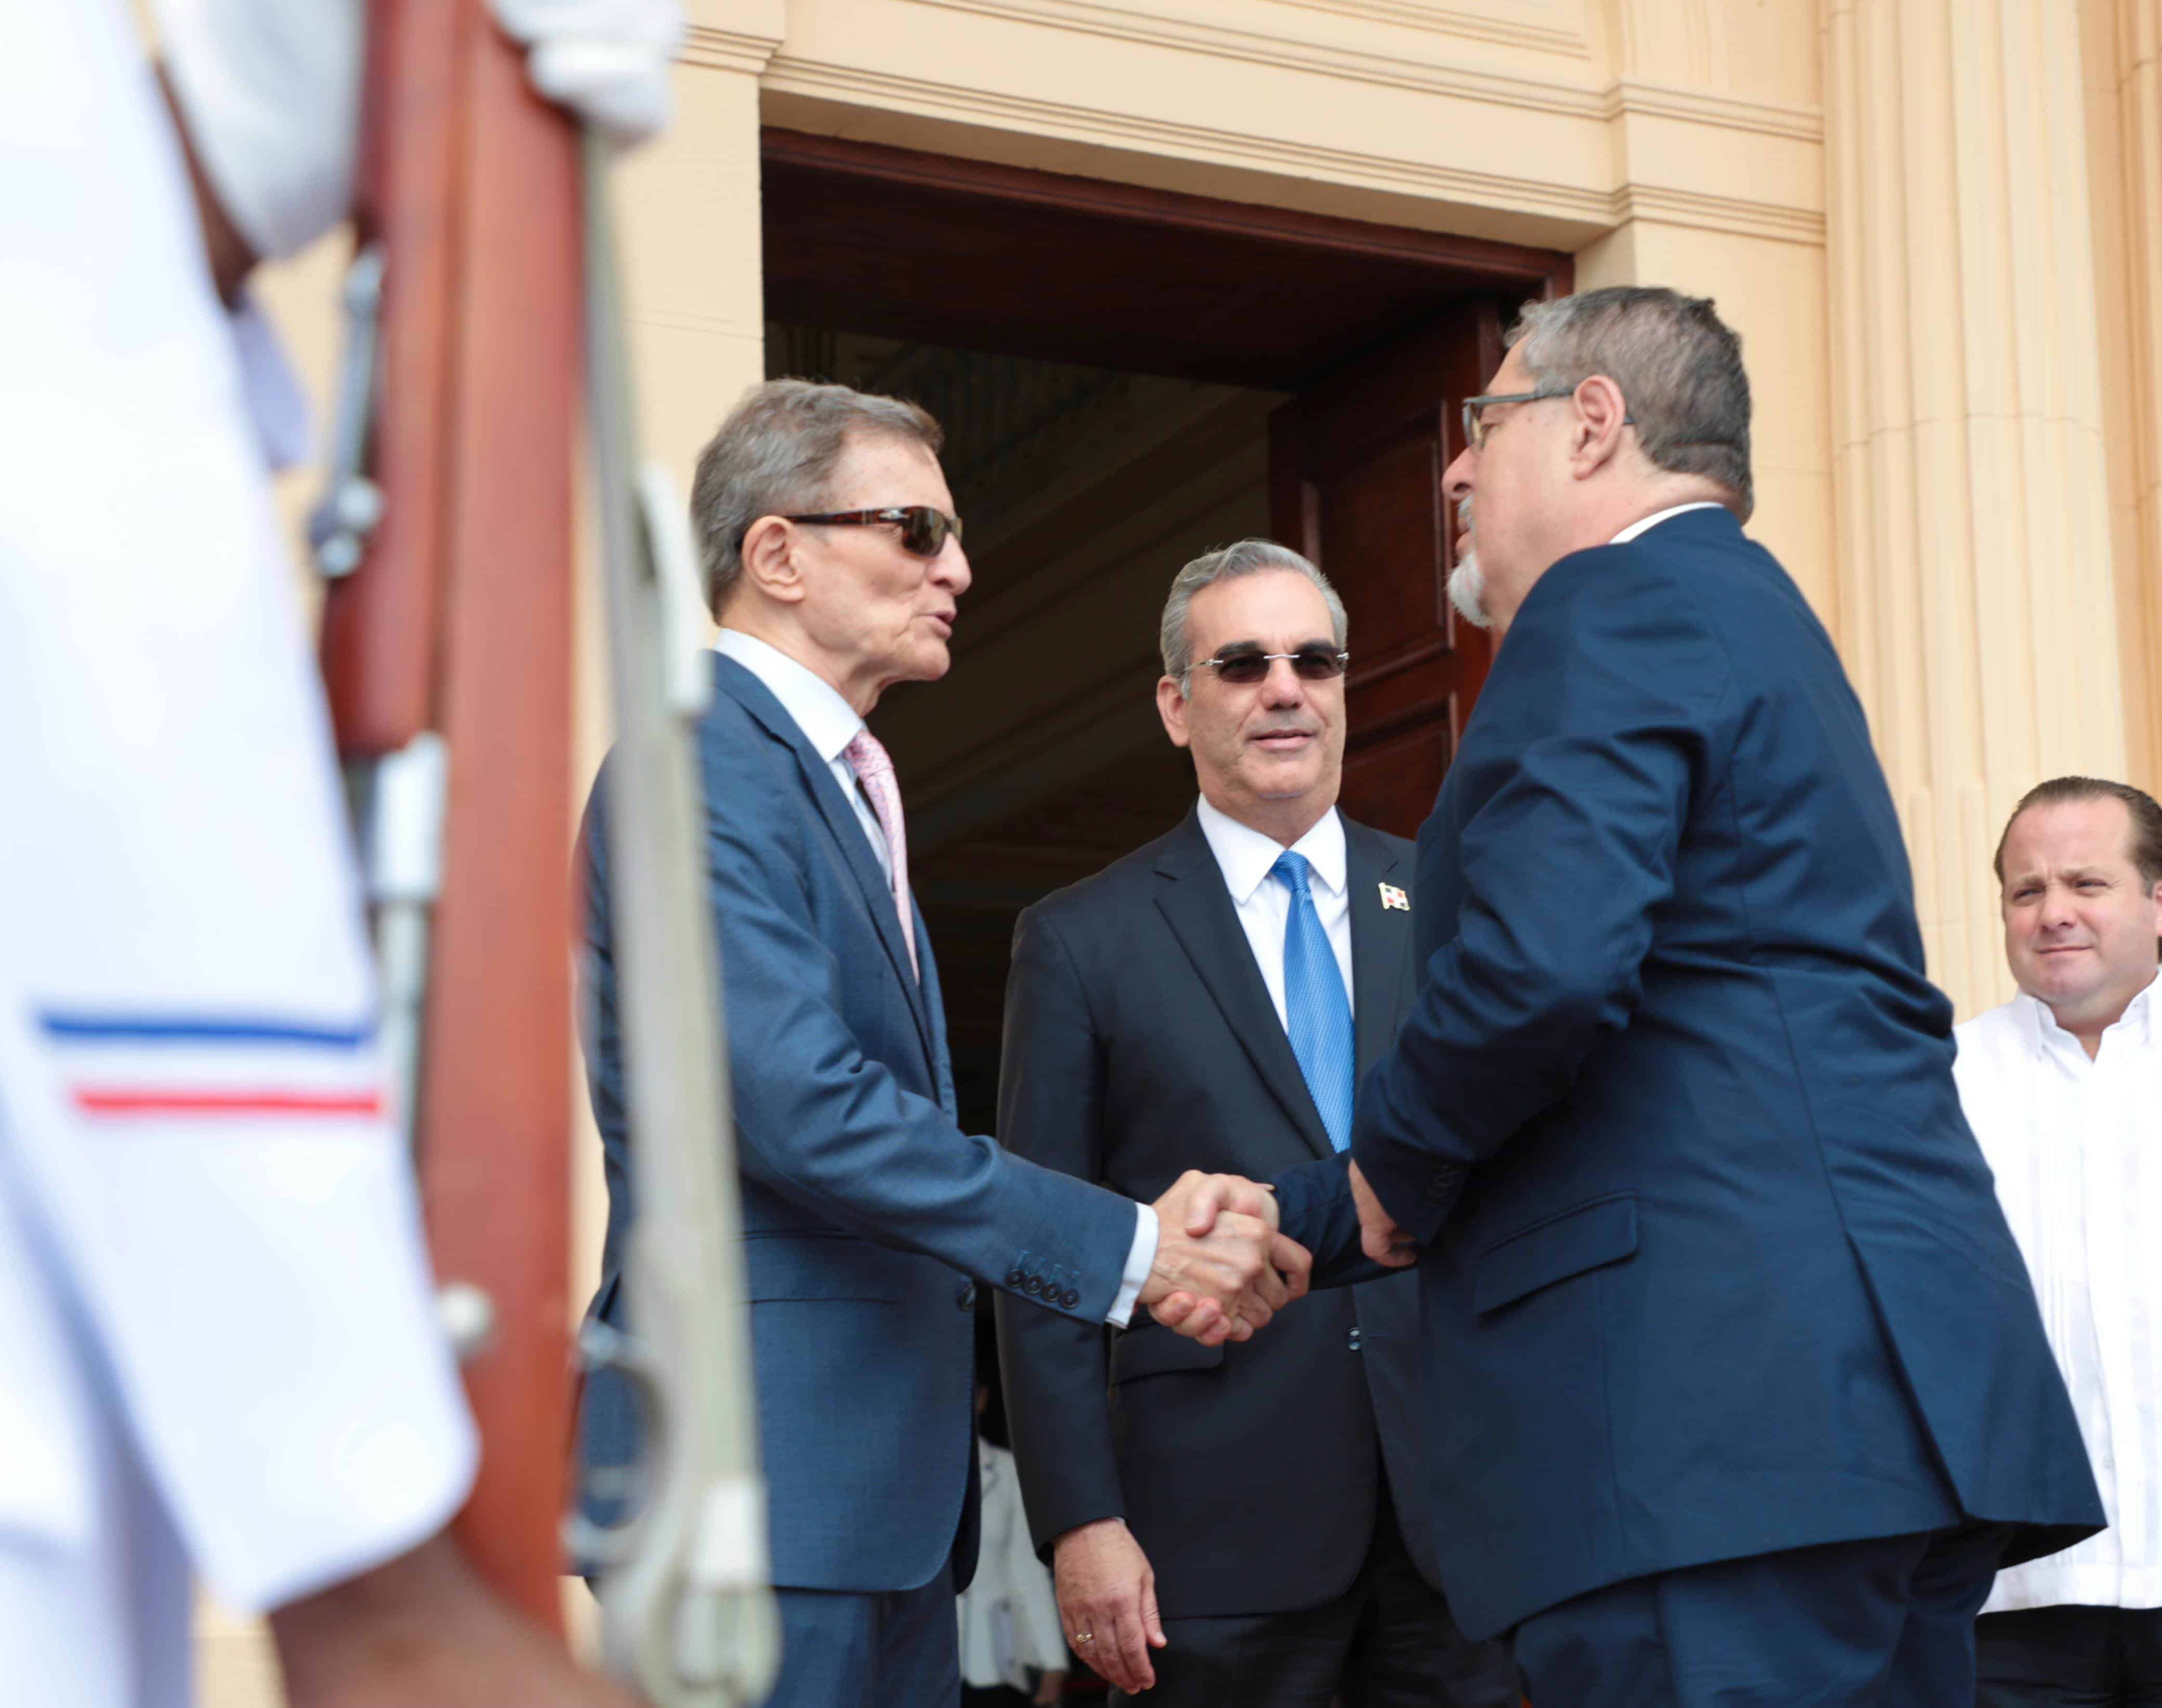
[1153,812,1336,1162]
[715,658,937,1067]
[1344,822,1413,1081]
[915,900,958,1117]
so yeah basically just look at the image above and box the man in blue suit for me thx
[576,379,1304,1707]
[1177,287,2105,1705]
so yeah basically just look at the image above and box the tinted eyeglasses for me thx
[778,506,963,558]
[1195,645,1350,685]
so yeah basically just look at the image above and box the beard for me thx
[1447,549,1491,629]
[1446,495,1490,628]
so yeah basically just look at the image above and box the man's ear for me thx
[1568,375,1632,477]
[737,515,807,606]
[1156,676,1193,750]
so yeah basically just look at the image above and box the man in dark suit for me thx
[575,381,1304,1708]
[1170,287,2106,1706]
[997,540,1517,1707]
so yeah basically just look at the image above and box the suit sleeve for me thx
[1270,1149,1396,1289]
[695,757,1139,1322]
[1352,556,1731,1243]
[993,903,1128,1554]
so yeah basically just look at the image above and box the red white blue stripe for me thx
[37,1009,385,1121]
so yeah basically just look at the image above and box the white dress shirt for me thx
[1955,973,2162,1612]
[716,629,889,878]
[1195,796,1355,1028]
[713,628,1157,1324]
[1612,500,1726,544]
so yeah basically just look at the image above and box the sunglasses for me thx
[1195,645,1350,686]
[777,505,963,558]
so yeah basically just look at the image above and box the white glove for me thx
[490,0,685,148]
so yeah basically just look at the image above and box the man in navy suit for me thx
[1171,287,2105,1706]
[575,380,1306,1708]
[997,542,1517,1707]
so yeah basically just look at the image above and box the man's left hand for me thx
[1350,1160,1417,1267]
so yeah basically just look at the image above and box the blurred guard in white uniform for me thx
[0,3,675,1703]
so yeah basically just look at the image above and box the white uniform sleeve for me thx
[0,989,480,1614]
[153,0,362,261]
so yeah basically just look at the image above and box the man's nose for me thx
[1260,658,1307,704]
[2037,885,2078,929]
[1443,445,1475,504]
[934,539,972,595]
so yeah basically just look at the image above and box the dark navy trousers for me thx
[765,1560,959,1708]
[1512,1524,2012,1708]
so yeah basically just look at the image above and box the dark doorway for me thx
[761,130,1568,1132]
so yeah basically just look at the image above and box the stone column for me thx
[1822,0,2128,1017]
[2108,0,2162,781]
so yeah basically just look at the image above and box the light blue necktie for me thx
[1272,850,1354,1151]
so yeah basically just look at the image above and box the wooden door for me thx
[1269,301,1507,837]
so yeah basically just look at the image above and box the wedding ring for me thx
[1075,1631,1095,1645]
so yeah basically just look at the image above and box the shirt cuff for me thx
[1106,1202,1158,1328]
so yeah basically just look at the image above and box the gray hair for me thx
[1159,539,1348,693]
[690,378,944,615]
[1507,285,1754,521]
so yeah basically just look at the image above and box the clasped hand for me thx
[1137,1171,1312,1345]
[1146,1164,1416,1343]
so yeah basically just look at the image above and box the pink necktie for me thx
[844,728,919,979]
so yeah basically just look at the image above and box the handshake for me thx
[1132,1167,1418,1349]
[1135,1164,1414,1345]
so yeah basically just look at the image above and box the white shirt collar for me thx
[715,629,865,765]
[1195,795,1347,904]
[2009,967,2161,1061]
[1611,500,1726,545]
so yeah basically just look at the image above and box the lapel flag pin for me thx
[1379,882,1409,912]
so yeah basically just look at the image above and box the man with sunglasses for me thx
[996,540,1517,1708]
[1163,287,2102,1706]
[573,380,1307,1708]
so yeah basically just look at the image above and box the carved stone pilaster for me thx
[1822,0,2128,1016]
[2113,0,2162,782]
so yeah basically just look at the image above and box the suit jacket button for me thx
[1006,1268,1026,1289]
[1060,1288,1080,1309]
[1347,1325,1363,1352]
[1025,1276,1044,1296]
[957,1282,977,1311]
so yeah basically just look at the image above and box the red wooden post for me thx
[323,0,582,1634]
